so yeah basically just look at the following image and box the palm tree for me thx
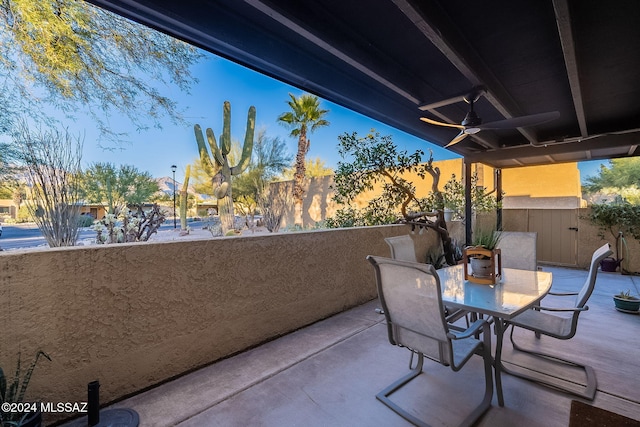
[277,93,330,227]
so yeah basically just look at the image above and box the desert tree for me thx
[0,0,202,142]
[189,156,219,198]
[234,130,291,231]
[256,181,292,233]
[12,120,83,247]
[583,158,640,191]
[233,129,291,205]
[277,93,329,227]
[79,162,159,213]
[583,158,640,204]
[330,130,457,265]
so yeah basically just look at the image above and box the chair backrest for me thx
[384,235,417,262]
[366,255,453,365]
[575,243,613,308]
[557,243,612,340]
[497,231,538,270]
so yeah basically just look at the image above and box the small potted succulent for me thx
[467,228,502,278]
[0,351,51,427]
[613,290,640,313]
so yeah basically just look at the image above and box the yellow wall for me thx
[501,163,580,197]
[279,159,584,227]
[422,158,467,192]
[288,160,586,265]
[386,160,583,209]
[353,158,470,207]
[342,159,582,211]
[501,163,584,208]
[431,160,583,208]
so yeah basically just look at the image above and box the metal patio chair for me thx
[367,255,494,427]
[504,243,613,400]
[497,231,538,271]
[384,235,469,324]
[384,235,420,263]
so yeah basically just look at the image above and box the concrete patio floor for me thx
[62,266,640,426]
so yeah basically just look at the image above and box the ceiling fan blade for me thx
[444,131,468,148]
[478,111,560,130]
[420,116,465,130]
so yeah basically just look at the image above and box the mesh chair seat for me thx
[508,307,575,338]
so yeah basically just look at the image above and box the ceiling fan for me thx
[419,87,560,148]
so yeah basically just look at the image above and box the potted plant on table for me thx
[613,290,640,313]
[464,228,502,283]
[1,351,51,427]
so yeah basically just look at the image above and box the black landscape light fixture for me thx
[171,164,177,229]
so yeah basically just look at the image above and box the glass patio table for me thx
[438,264,553,407]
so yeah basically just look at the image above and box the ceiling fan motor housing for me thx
[462,110,482,127]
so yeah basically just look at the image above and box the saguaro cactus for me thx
[180,164,191,231]
[194,101,255,234]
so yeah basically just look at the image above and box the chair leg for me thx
[459,333,494,427]
[503,325,597,400]
[377,348,493,427]
[376,352,428,427]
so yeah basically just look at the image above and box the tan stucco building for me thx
[401,158,585,210]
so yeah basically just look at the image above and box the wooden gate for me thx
[528,209,579,265]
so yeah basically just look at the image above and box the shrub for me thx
[587,203,640,241]
[78,214,95,227]
[586,202,640,272]
[16,206,32,223]
[93,204,165,244]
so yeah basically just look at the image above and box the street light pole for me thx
[171,164,177,229]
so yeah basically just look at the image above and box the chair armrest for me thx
[537,305,589,313]
[449,319,487,340]
[445,308,469,323]
[548,291,579,296]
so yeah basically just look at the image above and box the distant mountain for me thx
[155,176,212,200]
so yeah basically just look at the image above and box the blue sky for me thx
[77,53,454,181]
[75,48,603,184]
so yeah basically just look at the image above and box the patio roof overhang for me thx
[85,0,640,169]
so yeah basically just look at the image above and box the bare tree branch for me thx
[13,119,83,247]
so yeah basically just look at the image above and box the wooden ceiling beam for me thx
[244,0,422,105]
[392,0,539,146]
[553,0,588,138]
[466,132,640,164]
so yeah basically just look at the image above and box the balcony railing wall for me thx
[0,224,448,423]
